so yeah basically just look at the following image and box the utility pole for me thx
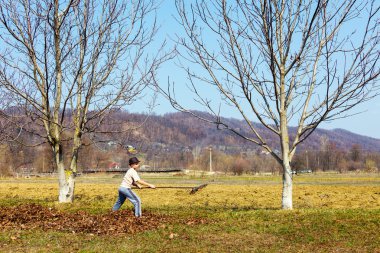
[209,146,212,172]
[153,154,156,171]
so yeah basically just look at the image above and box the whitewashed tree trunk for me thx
[281,160,293,210]
[54,143,76,203]
[280,125,293,209]
[58,168,75,203]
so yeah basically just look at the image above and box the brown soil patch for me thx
[0,204,206,235]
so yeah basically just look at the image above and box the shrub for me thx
[232,158,249,175]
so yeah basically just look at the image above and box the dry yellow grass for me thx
[0,173,379,211]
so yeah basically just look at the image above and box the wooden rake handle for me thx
[138,184,208,194]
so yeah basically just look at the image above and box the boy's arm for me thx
[136,179,155,188]
[132,181,142,188]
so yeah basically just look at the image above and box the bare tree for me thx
[0,0,168,202]
[0,91,15,143]
[164,0,380,209]
[0,112,11,144]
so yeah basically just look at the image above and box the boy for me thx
[112,157,155,217]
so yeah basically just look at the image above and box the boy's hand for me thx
[133,182,141,189]
[149,184,156,189]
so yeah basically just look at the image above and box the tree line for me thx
[1,137,379,176]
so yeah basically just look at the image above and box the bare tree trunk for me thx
[280,118,293,209]
[280,58,293,209]
[62,132,81,202]
[58,171,75,203]
[54,143,74,203]
[281,159,293,210]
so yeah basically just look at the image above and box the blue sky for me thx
[1,1,379,139]
[129,1,380,139]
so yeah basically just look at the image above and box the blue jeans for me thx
[112,187,142,217]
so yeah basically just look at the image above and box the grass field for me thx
[0,173,379,252]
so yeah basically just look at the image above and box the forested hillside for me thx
[134,111,380,152]
[1,110,380,175]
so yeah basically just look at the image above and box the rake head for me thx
[190,183,208,194]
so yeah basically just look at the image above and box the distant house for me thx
[108,162,120,169]
[140,165,151,171]
[260,149,280,156]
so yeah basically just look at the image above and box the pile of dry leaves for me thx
[0,204,206,235]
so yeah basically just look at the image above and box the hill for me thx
[126,111,380,153]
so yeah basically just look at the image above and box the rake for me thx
[138,183,208,194]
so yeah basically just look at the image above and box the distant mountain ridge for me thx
[129,111,380,152]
